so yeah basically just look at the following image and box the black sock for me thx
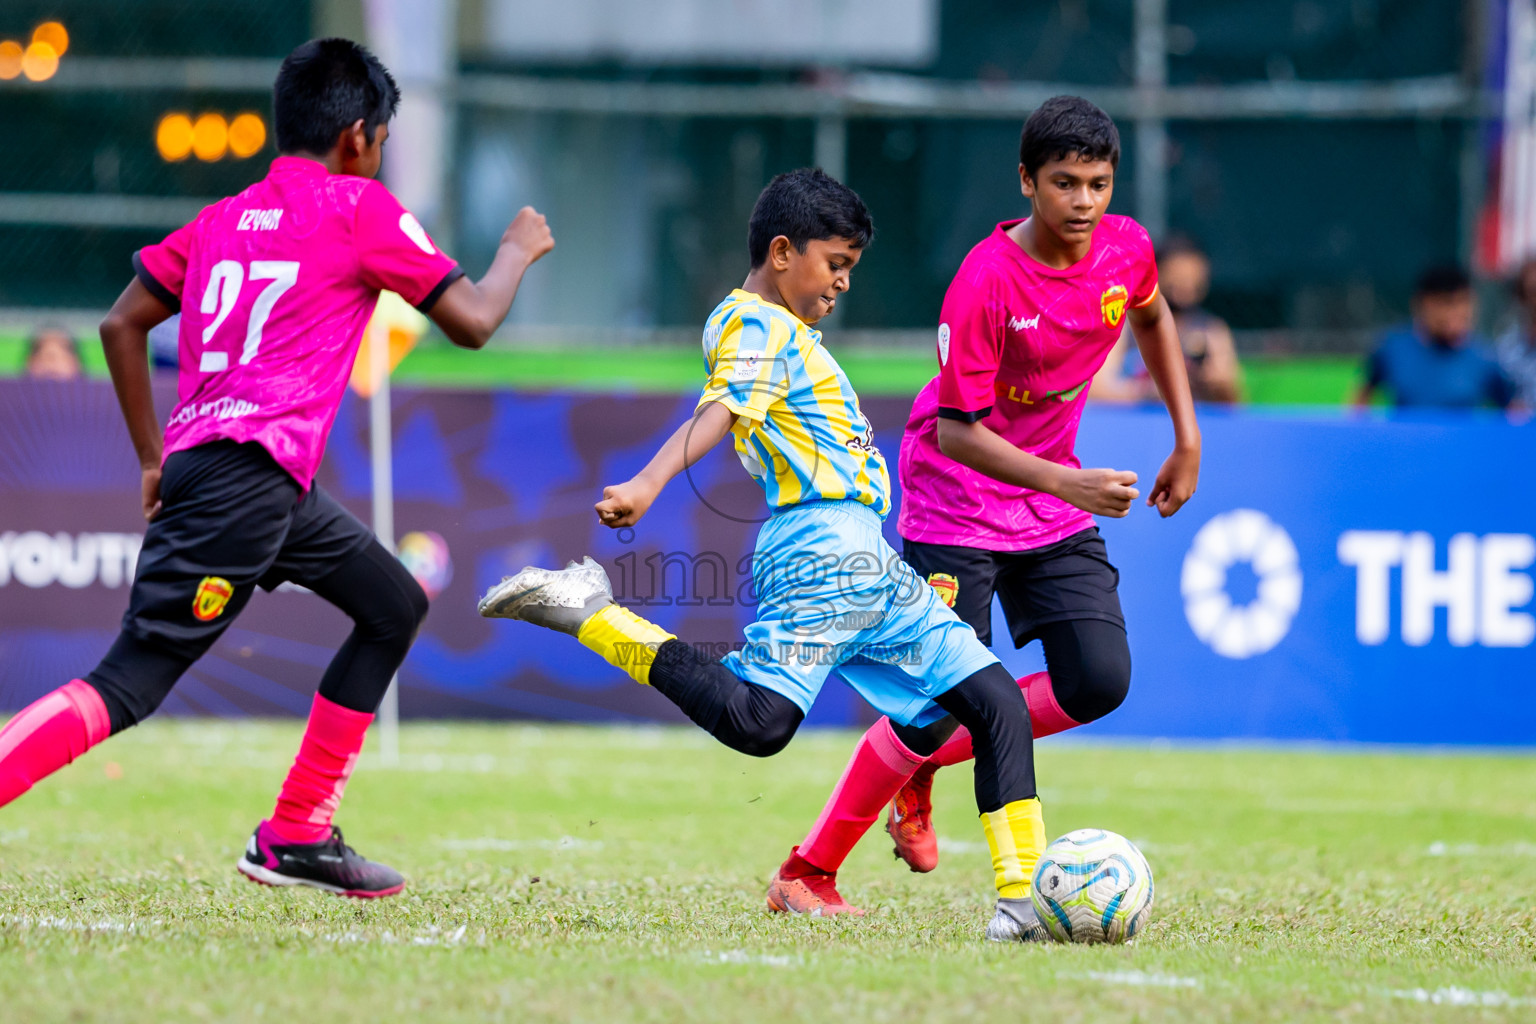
[648,639,803,757]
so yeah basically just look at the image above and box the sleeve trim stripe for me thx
[132,251,181,312]
[1130,284,1159,309]
[415,265,466,313]
[937,405,992,423]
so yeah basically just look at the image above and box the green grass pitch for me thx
[1,720,1532,1022]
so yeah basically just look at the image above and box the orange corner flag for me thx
[351,290,428,398]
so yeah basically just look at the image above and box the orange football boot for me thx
[886,764,939,872]
[766,848,865,917]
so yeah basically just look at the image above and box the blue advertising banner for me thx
[1,379,1531,744]
[1071,407,1536,746]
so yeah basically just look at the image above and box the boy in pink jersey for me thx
[0,39,553,897]
[766,96,1201,920]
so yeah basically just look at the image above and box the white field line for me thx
[145,750,506,774]
[5,916,475,948]
[936,837,990,855]
[1,914,159,934]
[325,925,469,946]
[370,753,500,773]
[1426,841,1536,857]
[1387,987,1536,1008]
[940,834,1173,859]
[1261,798,1416,817]
[1080,970,1201,989]
[701,950,798,967]
[436,836,604,852]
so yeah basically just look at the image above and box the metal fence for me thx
[0,0,1513,351]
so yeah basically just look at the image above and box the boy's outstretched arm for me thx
[596,401,736,527]
[936,417,1142,518]
[1127,293,1201,517]
[429,206,554,350]
[99,278,175,521]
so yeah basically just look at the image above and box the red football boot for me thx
[886,764,939,873]
[766,848,864,917]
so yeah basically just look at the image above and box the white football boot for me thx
[477,556,616,635]
[986,896,1051,943]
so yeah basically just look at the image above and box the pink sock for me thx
[929,671,1082,767]
[0,680,112,807]
[797,718,925,873]
[268,694,374,844]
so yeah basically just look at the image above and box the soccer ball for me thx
[1030,829,1154,944]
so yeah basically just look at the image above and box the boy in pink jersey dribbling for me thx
[0,39,554,897]
[765,96,1202,924]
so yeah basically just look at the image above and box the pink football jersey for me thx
[897,216,1158,551]
[135,156,462,489]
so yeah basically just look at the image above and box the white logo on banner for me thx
[0,531,144,589]
[1337,531,1535,647]
[1181,509,1303,659]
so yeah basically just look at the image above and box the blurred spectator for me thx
[1355,264,1514,410]
[1091,235,1242,404]
[1495,256,1536,409]
[24,326,82,381]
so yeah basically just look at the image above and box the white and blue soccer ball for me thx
[1030,829,1155,944]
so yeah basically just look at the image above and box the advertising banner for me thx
[2,379,1532,744]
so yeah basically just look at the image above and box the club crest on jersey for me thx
[730,352,762,381]
[937,323,951,365]
[192,576,234,622]
[1100,285,1129,328]
[926,572,959,608]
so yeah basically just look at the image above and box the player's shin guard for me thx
[980,798,1047,898]
[575,605,676,686]
[795,718,926,873]
[929,672,1082,767]
[0,680,112,807]
[268,694,373,844]
[935,662,1046,896]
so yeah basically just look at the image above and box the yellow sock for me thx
[980,797,1047,899]
[575,605,676,686]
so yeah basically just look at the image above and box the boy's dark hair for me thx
[273,38,400,155]
[1019,95,1121,178]
[1413,263,1472,298]
[747,168,874,269]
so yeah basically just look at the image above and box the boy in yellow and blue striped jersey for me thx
[698,286,890,517]
[479,169,1050,942]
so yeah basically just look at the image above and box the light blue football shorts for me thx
[720,499,999,727]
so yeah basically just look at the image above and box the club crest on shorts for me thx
[192,576,234,622]
[926,572,960,608]
[1100,284,1129,328]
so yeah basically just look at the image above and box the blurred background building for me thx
[0,0,1529,356]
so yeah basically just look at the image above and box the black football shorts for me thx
[901,526,1124,648]
[120,440,374,660]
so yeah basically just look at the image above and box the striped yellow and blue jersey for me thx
[698,289,891,517]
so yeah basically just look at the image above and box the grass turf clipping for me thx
[0,721,1532,1022]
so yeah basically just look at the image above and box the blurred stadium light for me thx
[0,0,1528,353]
